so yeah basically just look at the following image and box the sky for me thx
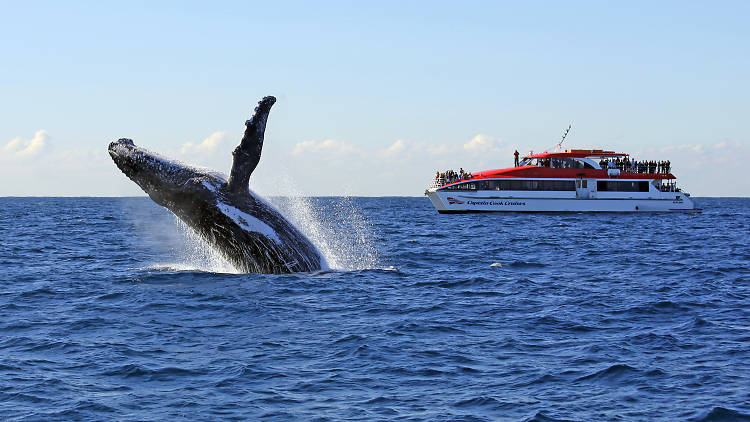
[1,0,748,197]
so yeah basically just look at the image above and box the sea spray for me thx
[254,172,380,270]
[268,195,380,270]
[169,217,240,274]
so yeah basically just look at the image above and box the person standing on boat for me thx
[514,150,519,167]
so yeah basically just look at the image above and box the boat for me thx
[425,149,699,213]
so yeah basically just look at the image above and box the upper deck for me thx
[432,148,677,189]
[523,149,627,159]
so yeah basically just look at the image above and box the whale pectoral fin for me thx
[227,96,276,194]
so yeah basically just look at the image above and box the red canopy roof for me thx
[523,149,628,159]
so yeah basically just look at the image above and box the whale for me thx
[108,96,325,274]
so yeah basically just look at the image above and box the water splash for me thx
[268,195,380,270]
[257,174,380,271]
[167,217,240,274]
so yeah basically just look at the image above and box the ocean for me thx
[1,196,748,421]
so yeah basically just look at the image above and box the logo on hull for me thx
[446,197,464,205]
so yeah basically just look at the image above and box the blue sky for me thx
[1,1,748,196]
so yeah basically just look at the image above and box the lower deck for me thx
[427,187,697,212]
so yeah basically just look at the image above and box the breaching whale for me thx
[108,96,325,273]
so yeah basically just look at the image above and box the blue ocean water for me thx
[1,196,749,421]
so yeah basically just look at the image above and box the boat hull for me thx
[426,190,697,213]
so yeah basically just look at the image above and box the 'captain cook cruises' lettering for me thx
[467,200,526,206]
[426,148,698,213]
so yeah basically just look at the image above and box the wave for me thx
[692,407,750,422]
[523,412,577,422]
[100,363,200,380]
[613,300,693,315]
[507,260,549,268]
[575,364,642,383]
[454,395,503,408]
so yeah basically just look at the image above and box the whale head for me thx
[108,138,226,208]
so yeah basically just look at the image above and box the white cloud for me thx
[291,139,359,156]
[3,130,48,158]
[380,139,407,158]
[463,133,503,153]
[659,143,708,154]
[425,143,459,156]
[180,131,227,155]
[378,139,460,160]
[642,140,749,196]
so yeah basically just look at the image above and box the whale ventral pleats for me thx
[228,96,277,195]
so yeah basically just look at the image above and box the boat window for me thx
[441,182,477,191]
[478,179,575,191]
[520,157,594,169]
[596,181,649,192]
[550,158,589,169]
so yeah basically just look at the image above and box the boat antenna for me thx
[556,124,572,151]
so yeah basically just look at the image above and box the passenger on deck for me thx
[514,150,519,167]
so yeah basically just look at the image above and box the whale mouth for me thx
[108,138,137,164]
[108,138,184,198]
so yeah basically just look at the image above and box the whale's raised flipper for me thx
[228,96,276,195]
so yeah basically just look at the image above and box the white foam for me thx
[142,263,238,274]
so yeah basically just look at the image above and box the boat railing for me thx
[427,179,441,189]
[599,159,673,174]
[429,174,473,189]
[658,183,681,193]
